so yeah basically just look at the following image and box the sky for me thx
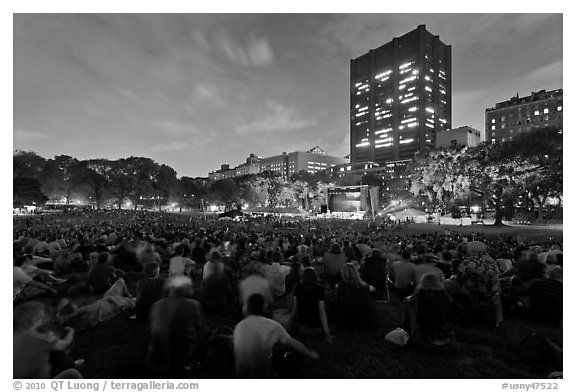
[13,13,563,178]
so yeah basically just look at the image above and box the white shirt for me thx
[169,256,195,277]
[233,315,291,378]
[263,263,290,297]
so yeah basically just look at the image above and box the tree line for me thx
[13,127,562,223]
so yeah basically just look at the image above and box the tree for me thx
[42,155,83,204]
[13,150,46,179]
[79,160,110,209]
[14,177,48,207]
[210,178,241,209]
[156,164,179,210]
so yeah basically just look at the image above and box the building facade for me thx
[436,126,482,149]
[209,147,348,180]
[485,89,563,143]
[350,24,452,167]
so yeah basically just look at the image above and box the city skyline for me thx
[14,14,562,178]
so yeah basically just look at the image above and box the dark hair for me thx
[14,255,28,267]
[144,262,159,276]
[246,293,266,316]
[401,249,411,260]
[329,243,342,254]
[301,267,318,286]
[97,252,109,265]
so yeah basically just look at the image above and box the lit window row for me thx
[355,142,370,148]
[425,75,432,82]
[375,137,393,144]
[400,67,413,75]
[399,138,414,144]
[401,96,419,104]
[439,118,447,124]
[408,86,416,92]
[355,112,367,117]
[426,118,434,124]
[375,143,392,149]
[440,89,446,95]
[408,106,418,112]
[386,98,394,104]
[399,76,417,84]
[425,123,434,128]
[375,70,392,80]
[399,61,413,70]
[375,127,392,135]
[425,107,435,113]
[401,117,417,124]
[356,84,369,90]
[407,122,418,128]
[425,86,432,92]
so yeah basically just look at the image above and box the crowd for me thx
[13,210,563,378]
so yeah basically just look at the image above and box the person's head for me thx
[245,293,266,316]
[289,261,303,277]
[97,252,110,265]
[89,252,99,263]
[14,254,31,267]
[209,251,222,263]
[144,262,160,278]
[547,266,563,282]
[371,249,384,260]
[401,249,411,261]
[329,243,342,255]
[175,245,185,256]
[416,273,445,293]
[14,302,48,332]
[301,267,319,286]
[165,276,194,298]
[466,241,487,256]
[341,263,365,288]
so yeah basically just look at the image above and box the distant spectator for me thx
[135,263,165,322]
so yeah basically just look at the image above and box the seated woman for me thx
[288,267,333,343]
[322,243,346,286]
[335,263,377,329]
[403,273,455,348]
[14,302,82,379]
[199,261,234,312]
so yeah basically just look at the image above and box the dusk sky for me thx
[13,13,562,178]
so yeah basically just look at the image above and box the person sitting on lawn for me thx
[58,277,134,331]
[86,252,116,295]
[233,293,319,378]
[288,267,333,343]
[146,276,208,375]
[403,273,455,348]
[135,262,165,322]
[14,255,57,304]
[322,243,346,286]
[521,266,562,324]
[391,249,417,299]
[14,301,82,379]
[335,263,377,329]
[360,249,389,301]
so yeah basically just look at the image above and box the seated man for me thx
[233,293,319,378]
[523,266,562,324]
[147,276,208,375]
[14,302,82,379]
[14,255,56,304]
[135,262,165,322]
[58,278,134,330]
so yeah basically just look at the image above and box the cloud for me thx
[192,83,225,107]
[149,142,196,153]
[13,130,48,141]
[236,101,315,135]
[152,120,201,136]
[214,33,275,68]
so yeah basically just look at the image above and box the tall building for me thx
[350,24,452,167]
[485,89,563,143]
[436,126,482,149]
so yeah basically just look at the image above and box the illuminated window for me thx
[534,110,540,115]
[543,108,549,114]
[409,107,418,112]
[426,107,435,113]
[386,98,393,104]
[491,125,496,130]
[558,106,562,111]
[425,86,432,92]
[491,118,495,123]
[399,138,414,144]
